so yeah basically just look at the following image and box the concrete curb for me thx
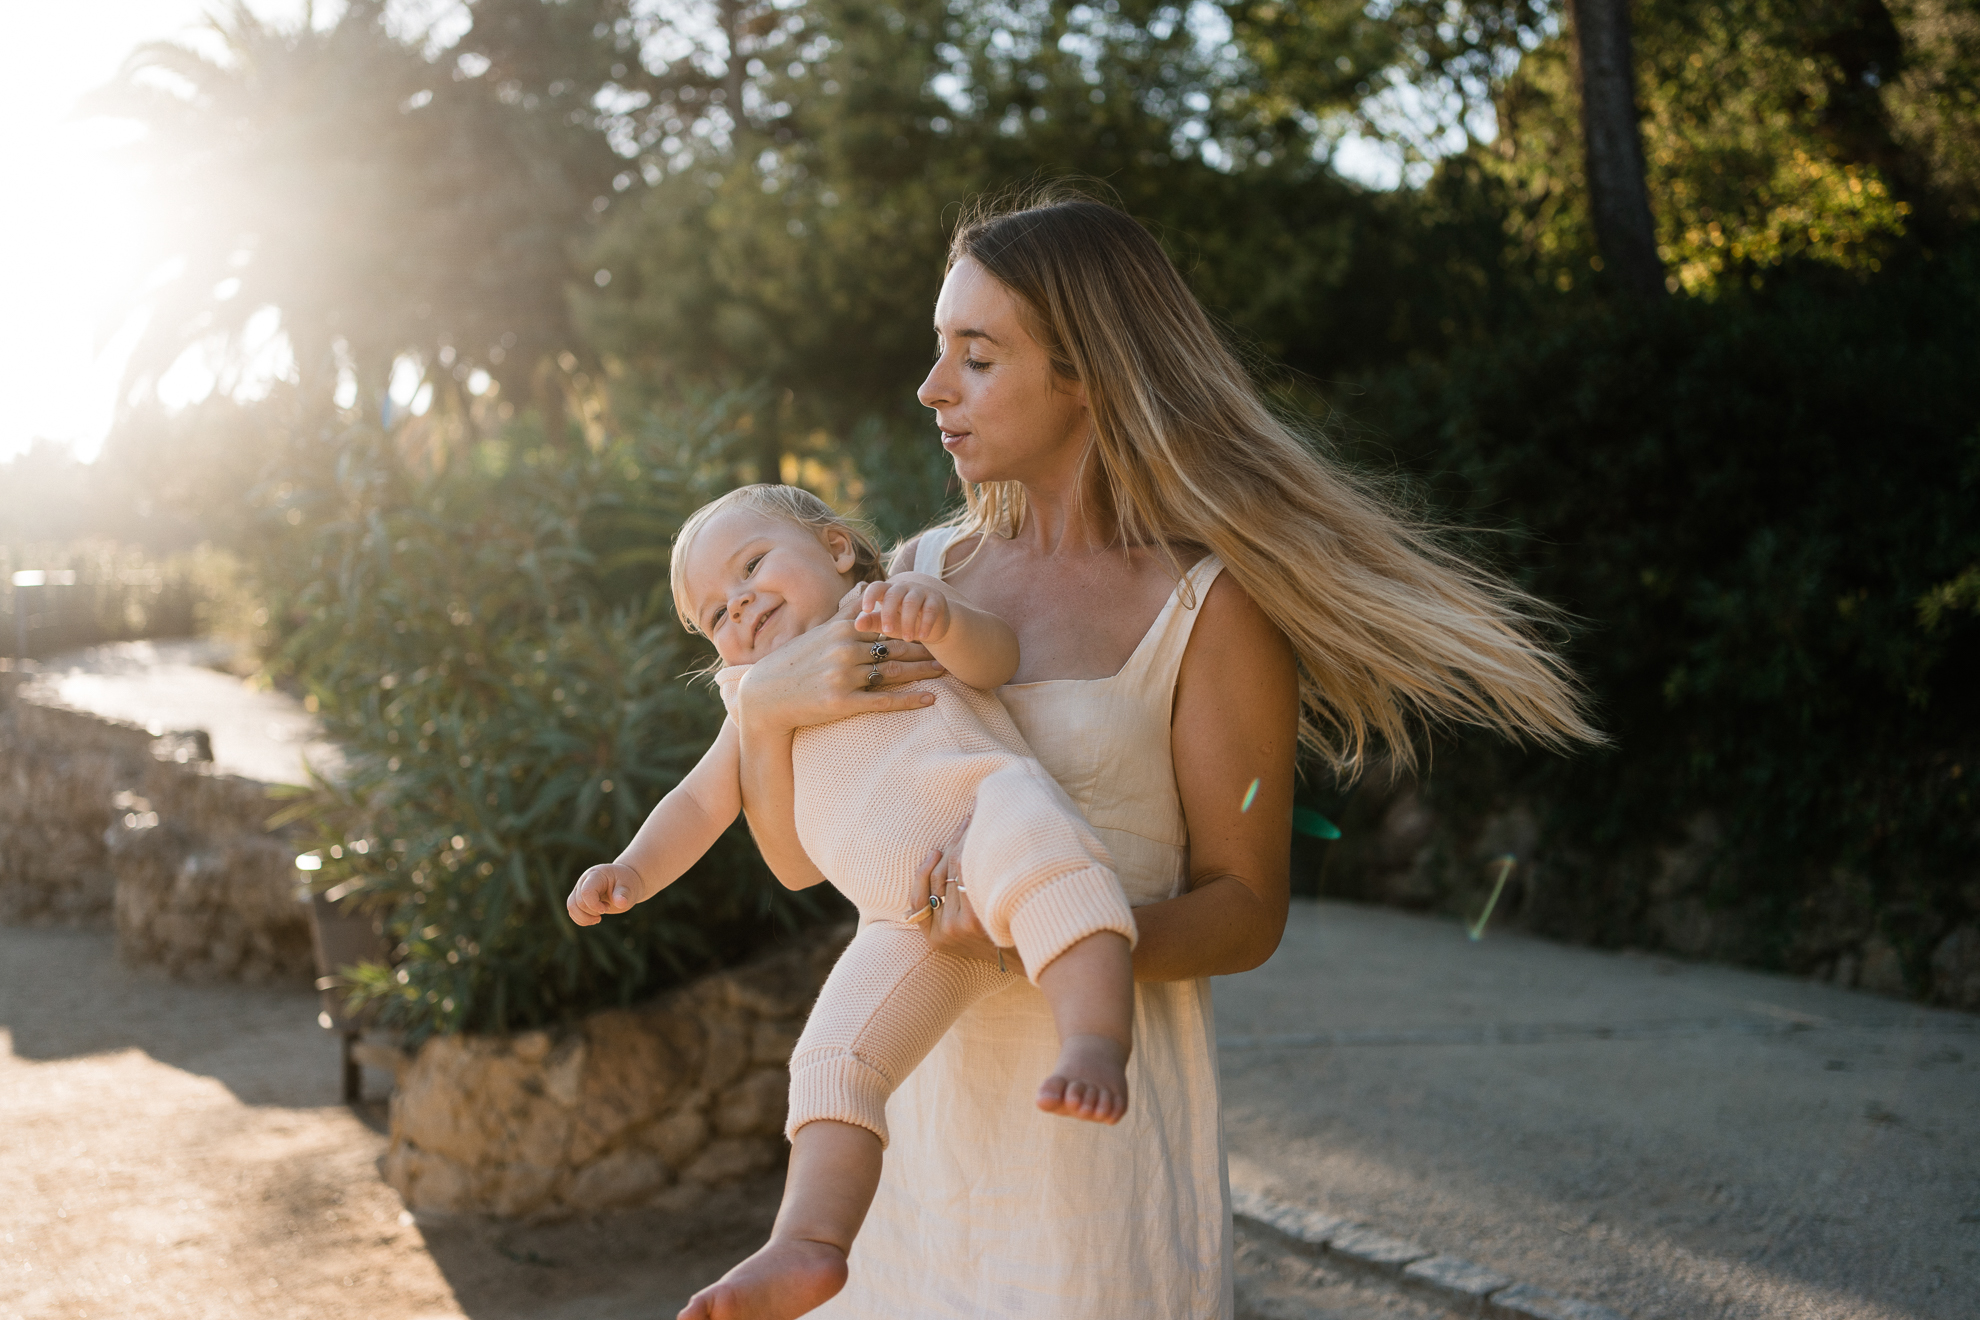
[1232,1187,1628,1320]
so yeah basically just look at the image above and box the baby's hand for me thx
[567,862,644,926]
[855,574,952,644]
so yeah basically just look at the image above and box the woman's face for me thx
[917,256,1090,488]
[682,508,859,666]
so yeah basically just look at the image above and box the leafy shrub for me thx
[1354,245,1980,985]
[268,395,843,1040]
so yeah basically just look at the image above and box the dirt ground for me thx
[0,924,789,1320]
[1,922,1438,1320]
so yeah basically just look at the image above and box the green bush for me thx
[1355,245,1980,986]
[269,395,844,1040]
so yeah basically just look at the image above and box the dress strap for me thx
[1115,554,1225,693]
[910,525,960,578]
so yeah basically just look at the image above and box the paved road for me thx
[1215,900,1980,1320]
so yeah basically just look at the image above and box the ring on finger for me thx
[865,665,883,690]
[871,640,889,660]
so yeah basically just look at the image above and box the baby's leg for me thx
[784,919,1009,1147]
[959,763,1138,1124]
[1033,930,1134,1123]
[681,922,1005,1318]
[677,1120,875,1320]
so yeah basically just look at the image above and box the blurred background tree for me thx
[5,0,1976,1028]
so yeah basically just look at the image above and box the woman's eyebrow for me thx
[935,326,1002,346]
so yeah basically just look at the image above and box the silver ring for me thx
[871,640,889,660]
[865,665,883,690]
[927,893,944,914]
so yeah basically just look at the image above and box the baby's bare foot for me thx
[678,1236,848,1320]
[1035,1032,1129,1124]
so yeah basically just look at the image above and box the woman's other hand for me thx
[906,813,1025,974]
[568,862,644,926]
[734,590,945,735]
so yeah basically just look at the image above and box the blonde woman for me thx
[704,190,1600,1319]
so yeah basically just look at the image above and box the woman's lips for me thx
[940,429,970,449]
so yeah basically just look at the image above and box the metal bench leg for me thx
[342,1030,362,1104]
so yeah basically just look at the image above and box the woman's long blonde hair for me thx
[943,187,1604,775]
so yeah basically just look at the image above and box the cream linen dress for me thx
[811,529,1234,1320]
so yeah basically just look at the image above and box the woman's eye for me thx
[965,357,991,372]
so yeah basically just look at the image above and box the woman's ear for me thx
[822,526,861,575]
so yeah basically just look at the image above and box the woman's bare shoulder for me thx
[1181,570,1295,687]
[888,528,984,578]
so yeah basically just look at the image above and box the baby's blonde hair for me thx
[670,484,885,635]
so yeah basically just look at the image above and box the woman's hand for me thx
[905,812,1025,975]
[734,590,946,737]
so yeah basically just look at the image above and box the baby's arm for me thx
[852,572,1019,690]
[566,718,743,925]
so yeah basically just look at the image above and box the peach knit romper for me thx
[712,664,1137,1147]
[812,534,1234,1320]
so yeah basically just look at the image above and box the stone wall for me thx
[0,672,314,982]
[0,683,149,926]
[1319,766,1980,1013]
[381,927,851,1219]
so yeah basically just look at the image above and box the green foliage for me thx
[1360,243,1980,981]
[266,394,840,1040]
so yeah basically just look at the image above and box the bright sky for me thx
[0,1,324,463]
[0,1,1417,468]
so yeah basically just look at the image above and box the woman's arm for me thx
[919,572,1296,980]
[1135,571,1297,978]
[733,597,946,890]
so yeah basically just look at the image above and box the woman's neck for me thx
[1013,458,1120,558]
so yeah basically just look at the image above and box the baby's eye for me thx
[744,554,765,575]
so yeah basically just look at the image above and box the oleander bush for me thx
[1349,242,1980,990]
[269,393,850,1040]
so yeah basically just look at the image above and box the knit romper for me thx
[714,667,1138,1146]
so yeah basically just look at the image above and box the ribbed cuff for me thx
[1005,865,1138,985]
[785,1050,893,1148]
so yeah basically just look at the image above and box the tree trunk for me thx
[1568,0,1666,297]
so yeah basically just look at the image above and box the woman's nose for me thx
[917,359,954,409]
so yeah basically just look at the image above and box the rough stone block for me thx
[1489,1284,1628,1320]
[566,1147,671,1211]
[715,1067,791,1138]
[486,1161,560,1218]
[682,1136,780,1188]
[751,1018,802,1065]
[1326,1224,1432,1270]
[1230,1187,1347,1249]
[699,1008,752,1092]
[1403,1254,1513,1310]
[642,1107,711,1170]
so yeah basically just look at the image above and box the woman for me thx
[716,190,1599,1319]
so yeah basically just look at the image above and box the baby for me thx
[565,484,1138,1320]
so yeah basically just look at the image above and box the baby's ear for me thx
[822,526,861,574]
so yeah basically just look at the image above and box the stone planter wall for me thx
[381,926,852,1219]
[0,673,313,982]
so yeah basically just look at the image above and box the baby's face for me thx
[682,507,858,666]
